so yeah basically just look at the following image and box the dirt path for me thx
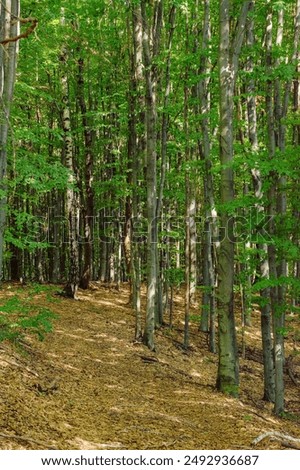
[0,284,299,450]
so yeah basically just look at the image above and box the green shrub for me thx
[0,294,56,343]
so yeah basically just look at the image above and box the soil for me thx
[0,282,299,450]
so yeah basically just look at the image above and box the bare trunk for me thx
[196,0,216,352]
[246,2,275,402]
[77,57,94,290]
[0,0,20,281]
[60,12,79,299]
[217,0,250,396]
[141,0,162,350]
[131,4,144,340]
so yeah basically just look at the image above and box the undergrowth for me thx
[0,284,58,344]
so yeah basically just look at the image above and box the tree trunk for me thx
[0,0,20,281]
[195,0,216,353]
[77,56,95,290]
[245,2,275,402]
[131,4,144,340]
[217,0,250,396]
[141,0,162,350]
[60,12,80,299]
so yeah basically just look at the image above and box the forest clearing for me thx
[0,282,299,450]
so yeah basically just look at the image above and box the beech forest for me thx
[0,0,300,451]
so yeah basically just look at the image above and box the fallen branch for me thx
[281,440,300,450]
[0,357,39,377]
[0,17,38,45]
[139,355,159,364]
[253,431,300,448]
[0,432,57,450]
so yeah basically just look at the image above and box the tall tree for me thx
[216,0,250,396]
[60,11,80,299]
[0,1,20,280]
[141,0,162,350]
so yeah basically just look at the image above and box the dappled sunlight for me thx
[90,298,127,309]
[56,361,81,372]
[56,330,99,344]
[173,389,195,395]
[1,283,299,451]
[190,369,202,378]
[70,437,124,450]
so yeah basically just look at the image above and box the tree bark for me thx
[0,0,20,281]
[60,11,80,299]
[217,0,250,396]
[77,56,95,290]
[141,0,162,350]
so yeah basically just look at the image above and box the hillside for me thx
[0,283,299,450]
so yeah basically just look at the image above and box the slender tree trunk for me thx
[0,0,20,281]
[245,2,275,402]
[60,12,80,299]
[131,4,144,340]
[156,4,176,324]
[196,0,216,353]
[77,57,95,290]
[217,0,250,396]
[141,0,162,350]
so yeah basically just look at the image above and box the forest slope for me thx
[0,283,299,450]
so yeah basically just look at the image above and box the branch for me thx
[253,431,300,448]
[0,17,38,45]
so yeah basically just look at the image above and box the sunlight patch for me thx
[71,437,124,450]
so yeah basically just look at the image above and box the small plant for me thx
[243,414,253,422]
[190,314,201,323]
[0,294,56,344]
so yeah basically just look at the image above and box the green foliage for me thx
[243,414,253,422]
[252,275,300,293]
[0,293,57,344]
[189,314,201,323]
[165,267,184,286]
[220,383,239,398]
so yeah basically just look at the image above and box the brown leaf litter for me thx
[0,282,299,450]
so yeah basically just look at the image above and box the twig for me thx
[0,357,39,377]
[139,355,159,363]
[248,410,274,423]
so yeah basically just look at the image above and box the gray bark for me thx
[217,0,250,396]
[196,0,216,353]
[131,4,143,340]
[141,0,162,350]
[245,2,275,402]
[0,0,20,280]
[60,11,80,299]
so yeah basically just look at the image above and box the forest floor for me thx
[0,282,299,450]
